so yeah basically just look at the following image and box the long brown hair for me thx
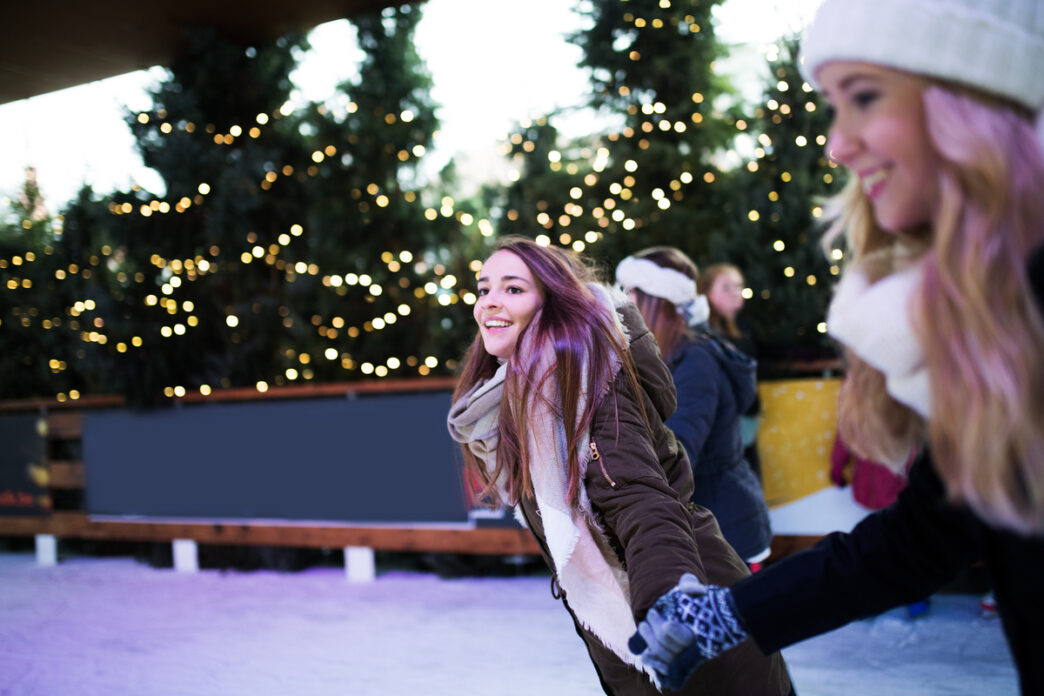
[698,263,744,339]
[454,236,645,509]
[824,81,1044,532]
[626,246,700,358]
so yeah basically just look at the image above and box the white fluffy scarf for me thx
[827,259,931,419]
[447,284,653,676]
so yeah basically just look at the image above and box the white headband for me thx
[615,256,711,326]
[615,256,697,305]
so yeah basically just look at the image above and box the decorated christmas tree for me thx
[1,5,850,403]
[492,0,742,277]
[0,169,94,398]
[492,10,843,371]
[55,28,318,403]
[714,38,846,369]
[292,5,480,386]
[3,5,479,404]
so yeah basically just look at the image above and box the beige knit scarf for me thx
[447,284,651,674]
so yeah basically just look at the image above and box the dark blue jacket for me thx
[665,329,772,561]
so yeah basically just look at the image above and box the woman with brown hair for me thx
[615,247,772,567]
[447,236,791,695]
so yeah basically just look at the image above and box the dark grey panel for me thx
[83,391,468,523]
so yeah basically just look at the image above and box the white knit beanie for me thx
[800,0,1044,113]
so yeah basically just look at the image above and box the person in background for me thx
[629,0,1044,693]
[700,263,755,358]
[700,263,763,479]
[616,248,772,569]
[448,236,791,695]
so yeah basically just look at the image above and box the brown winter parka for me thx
[517,301,790,696]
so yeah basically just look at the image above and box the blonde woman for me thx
[699,262,764,478]
[699,263,755,358]
[630,0,1044,693]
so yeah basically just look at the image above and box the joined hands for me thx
[629,573,748,690]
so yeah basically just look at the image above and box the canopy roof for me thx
[1,0,408,105]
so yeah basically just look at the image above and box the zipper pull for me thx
[590,440,616,488]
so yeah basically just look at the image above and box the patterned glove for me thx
[629,603,696,677]
[629,574,749,690]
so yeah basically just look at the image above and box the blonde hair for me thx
[825,82,1044,533]
[699,263,744,339]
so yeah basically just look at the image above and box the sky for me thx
[0,0,820,210]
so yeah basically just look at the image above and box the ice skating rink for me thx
[0,552,1018,696]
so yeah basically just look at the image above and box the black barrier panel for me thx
[0,412,48,515]
[83,391,469,523]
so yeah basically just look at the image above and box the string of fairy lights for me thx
[499,28,844,333]
[3,0,842,403]
[2,91,506,401]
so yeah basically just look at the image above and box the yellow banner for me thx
[757,377,841,508]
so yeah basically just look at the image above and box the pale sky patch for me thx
[0,0,821,209]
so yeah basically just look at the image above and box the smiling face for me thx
[707,268,745,320]
[819,61,939,232]
[473,249,545,359]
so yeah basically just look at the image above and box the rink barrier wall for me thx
[0,379,541,576]
[0,375,834,575]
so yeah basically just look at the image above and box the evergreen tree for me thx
[493,14,844,370]
[14,5,474,404]
[0,171,93,399]
[1,7,849,402]
[716,38,846,369]
[491,0,740,274]
[58,27,318,403]
[295,4,476,385]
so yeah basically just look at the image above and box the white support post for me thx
[172,539,199,573]
[35,534,57,566]
[344,545,376,582]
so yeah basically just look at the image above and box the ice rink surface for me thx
[0,552,1018,696]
